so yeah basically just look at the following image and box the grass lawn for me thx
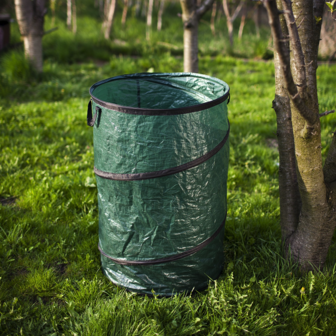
[1,3,336,335]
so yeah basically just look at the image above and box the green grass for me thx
[2,3,336,335]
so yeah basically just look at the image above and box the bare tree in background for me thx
[238,4,246,40]
[210,0,217,36]
[104,0,117,39]
[319,6,336,61]
[14,0,46,72]
[222,0,244,47]
[51,0,56,26]
[67,0,72,29]
[157,0,165,31]
[253,3,261,38]
[180,0,216,72]
[263,0,336,271]
[121,0,129,27]
[146,0,154,40]
[72,0,77,34]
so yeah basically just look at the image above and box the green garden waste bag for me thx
[87,73,230,296]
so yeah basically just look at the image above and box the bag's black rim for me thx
[89,73,230,115]
[98,213,226,266]
[94,122,230,181]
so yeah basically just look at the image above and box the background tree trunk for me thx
[238,6,246,40]
[51,0,56,26]
[222,0,244,47]
[254,4,260,38]
[146,0,154,40]
[72,0,77,34]
[67,0,72,29]
[14,0,46,72]
[210,1,217,36]
[121,0,129,27]
[157,0,165,31]
[104,0,116,39]
[180,0,215,72]
[319,8,336,60]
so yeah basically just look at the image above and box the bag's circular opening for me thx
[89,72,230,115]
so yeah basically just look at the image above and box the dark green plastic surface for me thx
[90,73,230,295]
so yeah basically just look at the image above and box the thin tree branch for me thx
[196,0,216,19]
[263,0,318,125]
[43,27,58,35]
[319,110,335,118]
[222,0,231,21]
[281,0,307,94]
[231,0,244,22]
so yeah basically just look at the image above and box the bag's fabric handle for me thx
[87,100,100,127]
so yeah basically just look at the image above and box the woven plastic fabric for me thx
[89,73,230,295]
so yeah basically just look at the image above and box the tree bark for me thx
[238,6,246,40]
[51,0,56,26]
[14,0,46,72]
[222,0,244,47]
[121,0,129,27]
[157,0,165,31]
[272,0,301,241]
[104,0,117,39]
[146,0,154,40]
[319,8,336,59]
[72,0,77,34]
[180,0,216,72]
[264,0,336,270]
[67,0,72,29]
[254,4,260,38]
[210,0,217,36]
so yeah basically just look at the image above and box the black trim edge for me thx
[98,213,226,266]
[94,122,230,181]
[91,90,230,115]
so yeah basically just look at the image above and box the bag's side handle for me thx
[227,92,230,105]
[87,100,101,127]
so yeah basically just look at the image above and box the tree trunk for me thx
[184,18,199,72]
[222,0,233,46]
[264,0,336,270]
[72,0,77,34]
[104,0,117,39]
[272,0,301,241]
[14,0,45,72]
[319,8,336,59]
[222,0,244,47]
[285,0,332,269]
[121,0,129,27]
[146,0,154,40]
[238,6,246,40]
[254,5,260,38]
[180,0,216,72]
[210,0,217,36]
[67,0,72,29]
[102,0,110,31]
[180,0,199,72]
[157,0,165,31]
[51,0,56,26]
